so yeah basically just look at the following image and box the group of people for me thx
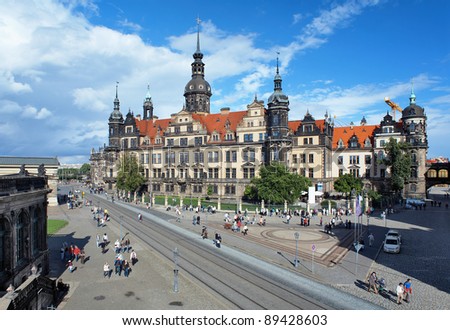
[367,271,412,304]
[61,242,87,272]
[102,240,138,278]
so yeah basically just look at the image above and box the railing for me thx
[0,177,47,194]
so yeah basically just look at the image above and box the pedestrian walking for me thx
[396,282,404,304]
[96,234,100,248]
[114,257,122,276]
[103,262,111,278]
[103,233,108,245]
[403,278,412,303]
[123,260,131,277]
[368,233,374,247]
[130,250,138,266]
[67,259,74,273]
[367,271,378,294]
[80,248,86,264]
[242,224,248,236]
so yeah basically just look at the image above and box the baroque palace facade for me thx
[90,28,428,204]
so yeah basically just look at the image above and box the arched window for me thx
[0,217,9,273]
[32,208,41,256]
[438,169,448,178]
[16,212,29,263]
[427,169,437,178]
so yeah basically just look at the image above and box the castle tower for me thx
[183,18,212,113]
[401,87,428,198]
[143,84,154,119]
[108,83,124,148]
[266,56,291,165]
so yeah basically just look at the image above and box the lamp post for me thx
[119,215,124,240]
[294,232,300,267]
[351,188,357,244]
[173,247,179,293]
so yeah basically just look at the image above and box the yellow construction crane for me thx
[384,97,403,121]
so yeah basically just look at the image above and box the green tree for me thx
[116,154,146,194]
[383,138,411,193]
[333,173,363,197]
[245,163,311,204]
[79,163,91,176]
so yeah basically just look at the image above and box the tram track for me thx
[91,195,335,309]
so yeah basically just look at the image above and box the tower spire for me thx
[410,80,416,105]
[196,17,201,54]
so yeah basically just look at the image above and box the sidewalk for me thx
[47,204,233,310]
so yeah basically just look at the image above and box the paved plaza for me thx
[48,187,450,310]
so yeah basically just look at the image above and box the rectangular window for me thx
[339,169,344,176]
[243,149,255,162]
[167,139,174,146]
[244,134,253,142]
[225,185,236,195]
[309,168,314,178]
[350,168,360,177]
[365,155,371,165]
[226,150,237,162]
[309,154,314,163]
[337,156,343,165]
[380,169,386,178]
[300,154,306,163]
[208,151,219,162]
[179,152,189,164]
[350,156,360,164]
[194,152,204,163]
[152,153,162,164]
[165,152,175,166]
[292,154,298,164]
[194,137,203,146]
[180,138,188,146]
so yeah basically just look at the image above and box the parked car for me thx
[385,229,402,243]
[383,236,401,253]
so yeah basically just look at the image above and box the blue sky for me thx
[0,0,449,164]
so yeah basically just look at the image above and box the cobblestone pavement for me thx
[49,186,449,310]
[151,188,449,310]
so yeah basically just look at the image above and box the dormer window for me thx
[126,126,133,133]
[350,138,358,148]
[382,126,393,133]
[364,138,372,148]
[303,125,313,133]
[338,139,344,148]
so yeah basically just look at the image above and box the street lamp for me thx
[173,247,179,293]
[294,232,300,267]
[119,215,124,240]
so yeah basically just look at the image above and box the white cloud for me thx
[293,13,303,25]
[73,87,109,112]
[22,106,52,119]
[295,0,381,51]
[0,70,32,95]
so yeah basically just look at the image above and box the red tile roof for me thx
[332,124,378,149]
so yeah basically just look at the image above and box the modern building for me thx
[90,25,428,205]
